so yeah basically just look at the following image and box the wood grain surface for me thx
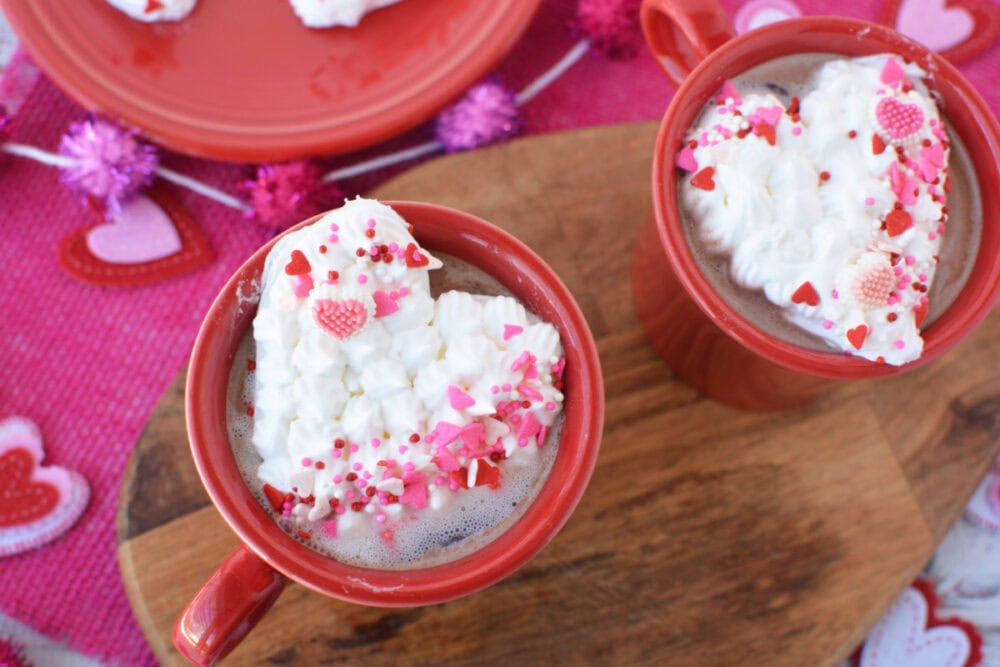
[117,122,1000,666]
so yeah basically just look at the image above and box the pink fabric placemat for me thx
[1,1,997,664]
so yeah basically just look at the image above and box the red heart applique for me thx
[313,298,370,339]
[886,209,914,237]
[404,243,430,268]
[880,0,1000,64]
[58,185,212,287]
[690,167,716,191]
[0,417,89,557]
[0,450,59,528]
[284,249,312,276]
[852,581,983,667]
[791,281,820,307]
[847,324,868,350]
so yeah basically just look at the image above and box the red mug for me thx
[633,0,1000,409]
[175,201,605,665]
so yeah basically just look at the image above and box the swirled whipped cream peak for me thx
[106,0,196,21]
[249,198,565,564]
[678,55,951,365]
[105,0,402,26]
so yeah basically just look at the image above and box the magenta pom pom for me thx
[574,0,642,58]
[243,161,343,235]
[435,77,522,153]
[0,637,32,667]
[58,116,158,213]
[0,105,11,143]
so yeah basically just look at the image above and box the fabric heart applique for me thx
[854,581,983,667]
[58,185,212,287]
[676,55,948,365]
[0,417,89,557]
[880,0,1000,64]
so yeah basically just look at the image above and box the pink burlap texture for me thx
[1,0,997,664]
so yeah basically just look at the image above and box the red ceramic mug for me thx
[175,202,604,665]
[633,0,1000,409]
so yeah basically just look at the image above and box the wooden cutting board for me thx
[116,122,1000,666]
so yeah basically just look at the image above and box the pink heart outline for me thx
[86,195,183,264]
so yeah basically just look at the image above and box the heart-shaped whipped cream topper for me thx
[249,199,566,558]
[856,582,982,667]
[678,55,949,365]
[0,417,90,557]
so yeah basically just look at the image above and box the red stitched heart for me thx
[791,281,820,307]
[847,325,868,350]
[57,185,212,287]
[313,298,369,339]
[404,243,429,268]
[876,98,925,142]
[284,250,311,276]
[690,167,716,191]
[0,449,59,528]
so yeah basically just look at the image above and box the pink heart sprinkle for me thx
[312,298,368,339]
[372,290,399,317]
[503,324,524,340]
[876,97,924,141]
[86,195,182,264]
[676,146,698,172]
[715,80,743,105]
[880,57,905,86]
[448,385,475,410]
[756,105,783,126]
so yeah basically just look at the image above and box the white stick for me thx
[155,165,251,212]
[323,140,441,182]
[516,38,591,106]
[1,142,76,168]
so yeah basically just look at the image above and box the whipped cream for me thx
[288,0,402,28]
[678,55,950,365]
[106,0,196,22]
[248,198,565,563]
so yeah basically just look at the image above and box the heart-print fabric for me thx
[244,199,565,567]
[678,55,950,365]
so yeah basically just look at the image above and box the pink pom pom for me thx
[574,0,642,58]
[435,77,522,153]
[243,161,343,235]
[0,637,32,667]
[58,115,159,214]
[0,105,11,143]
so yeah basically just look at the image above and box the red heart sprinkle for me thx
[0,450,59,528]
[753,122,776,146]
[914,302,929,327]
[144,0,164,12]
[404,243,429,268]
[284,250,311,276]
[872,134,887,155]
[691,167,716,191]
[262,484,286,513]
[791,281,820,307]
[313,298,369,339]
[886,210,914,237]
[847,324,868,350]
[474,462,501,490]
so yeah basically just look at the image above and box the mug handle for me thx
[173,545,288,666]
[640,0,737,88]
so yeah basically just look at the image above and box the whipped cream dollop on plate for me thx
[247,198,565,560]
[678,55,951,365]
[106,0,402,26]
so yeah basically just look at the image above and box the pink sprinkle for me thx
[293,274,314,299]
[919,273,928,281]
[929,232,937,240]
[357,275,368,284]
[937,224,946,234]
[375,513,387,524]
[921,295,929,305]
[335,505,346,515]
[676,145,698,172]
[449,481,460,491]
[352,462,362,471]
[333,474,343,483]
[301,457,312,467]
[831,289,839,299]
[880,57,904,86]
[823,320,833,330]
[355,480,366,489]
[490,385,500,395]
[894,340,905,350]
[321,520,337,538]
[537,426,548,448]
[448,385,476,410]
[502,383,512,392]
[371,438,381,447]
[716,81,742,106]
[864,197,875,206]
[398,445,408,455]
[388,242,398,252]
[332,450,342,459]
[517,384,544,401]
[888,295,898,305]
[350,443,359,453]
[370,246,379,257]
[511,351,532,372]
[403,462,415,472]
[346,490,356,500]
[905,255,915,266]
[503,324,524,340]
[363,471,372,479]
[330,223,339,231]
[893,266,904,276]
[545,401,556,411]
[328,234,339,243]
[792,126,802,136]
[399,287,409,296]
[367,218,376,228]
[435,476,446,486]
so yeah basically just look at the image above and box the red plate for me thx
[0,0,540,161]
